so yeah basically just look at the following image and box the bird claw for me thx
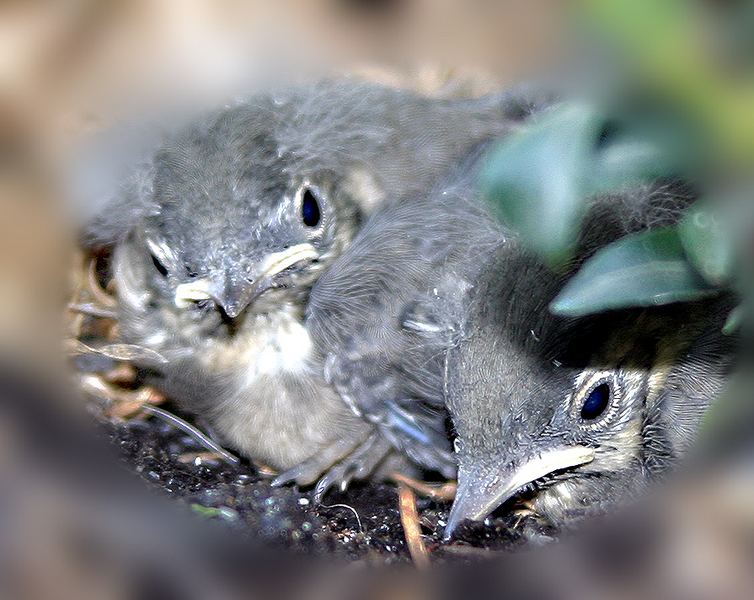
[313,468,348,503]
[271,435,366,487]
[273,432,391,502]
[313,432,390,502]
[327,354,454,476]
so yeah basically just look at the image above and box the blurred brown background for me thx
[2,4,754,599]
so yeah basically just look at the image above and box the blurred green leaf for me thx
[481,103,686,265]
[480,104,601,266]
[551,227,718,317]
[697,370,754,449]
[589,112,695,193]
[580,0,754,166]
[589,132,665,193]
[678,201,736,286]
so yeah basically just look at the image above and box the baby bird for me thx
[311,147,735,535]
[84,80,540,493]
[441,189,737,538]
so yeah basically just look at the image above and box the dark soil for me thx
[100,406,539,563]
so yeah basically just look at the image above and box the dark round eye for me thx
[150,253,168,277]
[580,383,611,420]
[301,187,321,227]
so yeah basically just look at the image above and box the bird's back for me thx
[306,153,504,473]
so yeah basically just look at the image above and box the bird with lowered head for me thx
[307,152,736,536]
[440,185,737,537]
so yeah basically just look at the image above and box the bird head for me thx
[443,220,732,539]
[111,101,371,335]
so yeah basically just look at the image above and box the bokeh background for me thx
[2,1,754,598]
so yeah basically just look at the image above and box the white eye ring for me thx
[570,371,621,428]
[294,181,326,227]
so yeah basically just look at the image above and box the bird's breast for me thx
[199,309,315,382]
[194,309,367,469]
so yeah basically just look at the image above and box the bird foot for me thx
[271,436,363,488]
[312,432,392,502]
[272,431,392,502]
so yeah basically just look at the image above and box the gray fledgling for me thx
[441,188,737,538]
[84,80,539,492]
[311,157,735,535]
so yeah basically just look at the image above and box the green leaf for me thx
[480,103,685,265]
[480,104,602,266]
[697,371,753,449]
[678,201,736,286]
[190,503,224,518]
[590,133,665,193]
[190,503,239,522]
[588,116,691,194]
[551,227,718,317]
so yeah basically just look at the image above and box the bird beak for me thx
[174,278,215,308]
[174,243,319,317]
[216,280,254,319]
[256,243,319,282]
[174,278,255,319]
[443,446,595,540]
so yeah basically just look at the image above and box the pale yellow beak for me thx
[444,445,595,539]
[173,243,319,313]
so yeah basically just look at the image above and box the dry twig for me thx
[140,405,240,466]
[390,472,457,502]
[78,374,165,417]
[398,483,430,570]
[68,302,118,319]
[86,255,117,308]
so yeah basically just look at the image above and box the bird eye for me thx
[150,253,169,277]
[301,187,321,227]
[580,382,611,421]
